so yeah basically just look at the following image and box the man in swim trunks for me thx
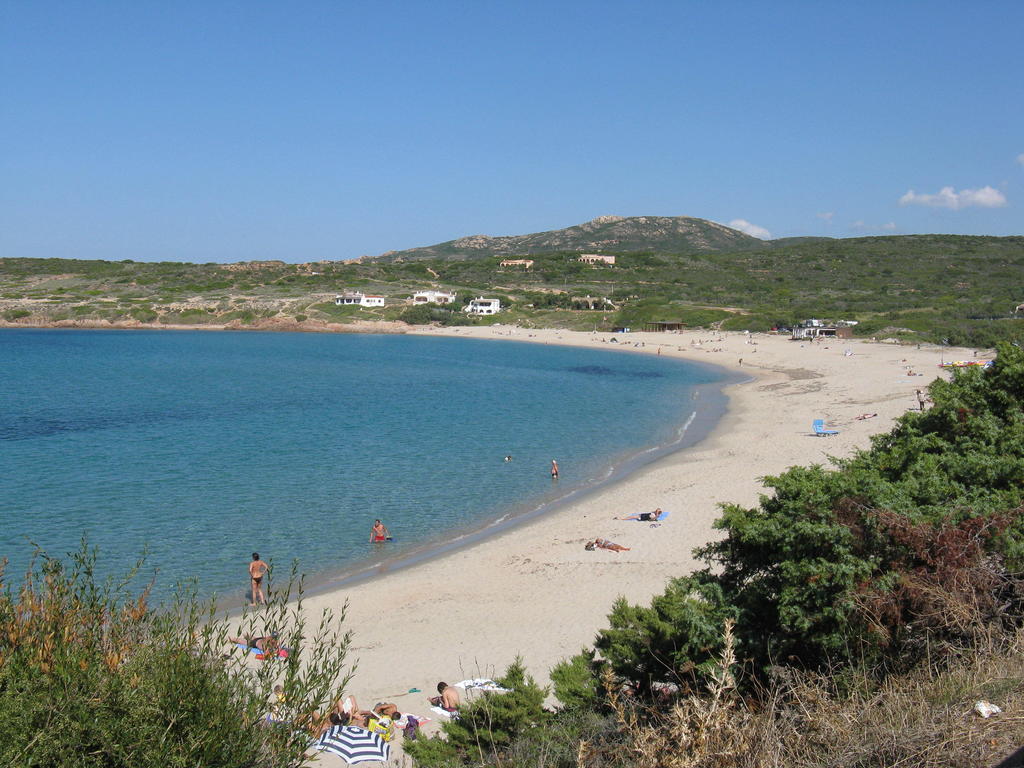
[249,552,269,606]
[370,519,390,543]
[551,459,559,479]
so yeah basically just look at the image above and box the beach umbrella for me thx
[316,725,390,764]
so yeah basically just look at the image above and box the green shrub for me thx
[220,309,256,324]
[398,304,461,325]
[549,649,601,712]
[0,544,354,767]
[129,308,157,323]
[2,309,30,321]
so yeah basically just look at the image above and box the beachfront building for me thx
[572,295,617,310]
[499,259,534,269]
[464,297,501,315]
[577,254,616,266]
[791,318,857,340]
[335,292,386,308]
[412,290,457,305]
[642,321,685,332]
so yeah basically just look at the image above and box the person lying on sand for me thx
[316,710,349,737]
[585,538,630,552]
[229,632,279,653]
[616,508,664,521]
[855,413,878,420]
[374,702,400,718]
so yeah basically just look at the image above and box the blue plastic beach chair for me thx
[812,419,839,437]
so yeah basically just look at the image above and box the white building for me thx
[464,297,501,315]
[791,319,857,340]
[577,254,616,265]
[412,290,457,305]
[335,292,385,308]
[499,259,534,269]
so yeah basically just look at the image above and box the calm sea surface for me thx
[0,329,726,603]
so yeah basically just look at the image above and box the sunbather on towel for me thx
[229,632,279,653]
[428,682,460,712]
[585,538,630,552]
[616,508,664,522]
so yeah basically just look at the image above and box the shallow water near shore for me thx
[0,328,728,604]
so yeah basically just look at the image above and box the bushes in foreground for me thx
[0,547,353,767]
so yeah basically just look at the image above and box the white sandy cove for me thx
[299,326,980,724]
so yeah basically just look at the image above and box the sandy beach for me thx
[292,326,979,737]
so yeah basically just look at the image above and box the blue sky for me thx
[2,1,1022,262]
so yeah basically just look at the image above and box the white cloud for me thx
[882,222,897,231]
[898,185,1007,210]
[1017,153,1024,166]
[816,212,834,222]
[727,218,772,239]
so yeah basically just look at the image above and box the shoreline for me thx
[263,363,739,607]
[281,326,976,730]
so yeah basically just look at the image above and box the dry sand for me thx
[293,326,980,737]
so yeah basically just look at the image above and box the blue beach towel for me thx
[625,511,670,522]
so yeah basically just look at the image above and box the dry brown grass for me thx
[580,623,1024,768]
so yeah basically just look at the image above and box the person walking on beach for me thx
[916,389,927,411]
[370,519,390,542]
[551,459,559,480]
[249,552,269,606]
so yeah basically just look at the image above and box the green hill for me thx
[370,215,762,261]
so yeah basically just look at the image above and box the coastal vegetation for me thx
[0,549,353,767]
[2,218,1023,347]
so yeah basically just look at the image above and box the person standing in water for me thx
[551,459,559,480]
[249,552,269,606]
[370,519,390,542]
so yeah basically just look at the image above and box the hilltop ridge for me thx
[371,215,764,261]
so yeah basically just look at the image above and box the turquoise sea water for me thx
[0,329,727,604]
